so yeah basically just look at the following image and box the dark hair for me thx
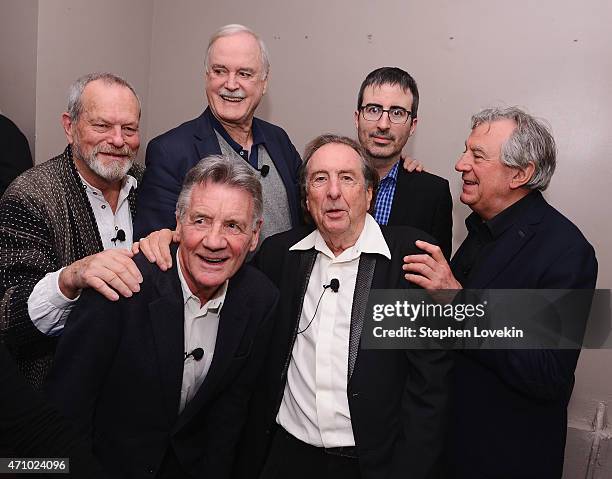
[299,134,379,223]
[357,67,419,117]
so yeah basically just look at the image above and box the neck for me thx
[218,117,254,149]
[478,189,531,221]
[73,155,123,212]
[370,155,400,179]
[322,221,366,256]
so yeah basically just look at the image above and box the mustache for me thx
[219,88,246,99]
[93,144,136,158]
[369,131,394,140]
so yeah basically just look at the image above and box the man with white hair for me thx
[0,72,145,388]
[135,24,302,244]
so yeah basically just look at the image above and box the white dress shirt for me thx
[276,214,391,447]
[27,173,136,336]
[177,249,226,413]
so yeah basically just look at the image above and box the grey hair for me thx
[176,155,263,226]
[204,24,270,80]
[66,72,141,123]
[299,134,379,223]
[471,106,556,191]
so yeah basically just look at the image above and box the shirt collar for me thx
[78,172,137,198]
[205,107,265,150]
[380,161,400,183]
[290,213,391,261]
[176,249,228,311]
[465,190,538,240]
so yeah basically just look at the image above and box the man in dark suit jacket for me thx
[355,67,453,258]
[404,107,598,478]
[237,134,451,479]
[0,113,33,197]
[47,157,278,479]
[135,24,301,241]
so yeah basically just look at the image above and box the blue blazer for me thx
[134,108,302,238]
[447,191,598,479]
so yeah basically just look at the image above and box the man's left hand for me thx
[403,240,462,290]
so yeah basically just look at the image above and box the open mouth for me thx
[220,95,244,103]
[199,255,228,265]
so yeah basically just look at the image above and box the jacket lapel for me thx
[148,267,185,425]
[194,109,222,162]
[348,254,377,381]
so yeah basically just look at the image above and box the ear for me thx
[61,112,75,145]
[408,117,418,137]
[249,219,263,252]
[366,185,373,210]
[262,74,269,95]
[510,161,535,190]
[175,214,183,240]
[354,110,360,130]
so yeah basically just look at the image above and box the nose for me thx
[455,153,471,173]
[225,72,239,90]
[108,125,126,148]
[376,111,391,130]
[327,176,342,199]
[202,224,227,250]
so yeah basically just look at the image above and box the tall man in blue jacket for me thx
[404,107,598,478]
[134,24,301,242]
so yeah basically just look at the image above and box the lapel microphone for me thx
[111,229,126,245]
[297,279,341,335]
[257,164,270,177]
[184,348,204,362]
[324,278,340,293]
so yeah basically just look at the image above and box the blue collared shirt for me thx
[206,109,265,168]
[373,161,400,225]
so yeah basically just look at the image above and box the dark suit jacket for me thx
[388,167,453,259]
[46,251,279,479]
[238,225,452,479]
[447,191,598,479]
[134,108,302,238]
[0,114,33,198]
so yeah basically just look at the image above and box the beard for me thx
[73,140,136,183]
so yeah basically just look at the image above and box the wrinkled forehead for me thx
[209,32,263,69]
[307,143,364,176]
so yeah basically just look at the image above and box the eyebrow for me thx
[363,102,410,110]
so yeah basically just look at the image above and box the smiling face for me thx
[63,80,140,186]
[205,32,268,130]
[305,143,373,254]
[176,181,260,303]
[355,83,417,168]
[455,119,523,220]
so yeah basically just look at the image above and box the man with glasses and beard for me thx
[0,72,145,389]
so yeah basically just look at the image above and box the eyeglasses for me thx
[359,104,412,124]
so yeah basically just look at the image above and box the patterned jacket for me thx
[0,145,144,389]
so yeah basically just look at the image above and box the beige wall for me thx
[0,0,38,156]
[34,0,154,163]
[5,0,612,475]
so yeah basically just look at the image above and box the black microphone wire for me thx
[297,281,339,335]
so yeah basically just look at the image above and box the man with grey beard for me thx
[0,72,145,389]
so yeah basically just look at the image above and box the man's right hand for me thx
[132,228,176,271]
[59,249,143,301]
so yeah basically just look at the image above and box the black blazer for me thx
[447,192,598,479]
[388,167,453,259]
[134,108,302,238]
[238,225,452,479]
[46,252,279,479]
[0,114,32,198]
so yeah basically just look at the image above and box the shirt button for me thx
[240,151,245,156]
[92,191,98,195]
[101,205,106,209]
